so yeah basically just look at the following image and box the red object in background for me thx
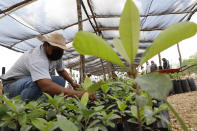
[157,64,197,74]
[157,69,180,74]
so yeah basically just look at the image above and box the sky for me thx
[0,2,197,75]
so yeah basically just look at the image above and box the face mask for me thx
[47,47,64,61]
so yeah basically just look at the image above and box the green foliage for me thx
[73,31,124,67]
[135,72,172,100]
[140,22,197,64]
[82,77,92,90]
[57,115,78,131]
[113,38,130,63]
[81,92,89,106]
[119,0,140,64]
[182,52,197,73]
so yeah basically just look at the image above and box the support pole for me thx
[100,59,106,80]
[158,53,162,67]
[87,0,106,80]
[177,43,182,67]
[107,62,112,78]
[76,0,85,83]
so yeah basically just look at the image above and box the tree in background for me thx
[182,52,197,73]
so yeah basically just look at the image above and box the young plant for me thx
[73,0,197,130]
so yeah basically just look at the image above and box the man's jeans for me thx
[3,76,65,101]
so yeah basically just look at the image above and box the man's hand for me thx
[71,83,81,89]
[88,92,96,101]
[77,91,96,101]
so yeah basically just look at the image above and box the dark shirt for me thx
[151,63,157,72]
[163,60,170,69]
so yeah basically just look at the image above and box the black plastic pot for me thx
[180,80,191,92]
[122,122,150,131]
[155,101,170,130]
[168,80,175,96]
[0,127,14,131]
[187,78,197,91]
[173,80,183,94]
[107,123,122,131]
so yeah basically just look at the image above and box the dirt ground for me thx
[167,91,197,131]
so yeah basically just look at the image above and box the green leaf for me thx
[156,103,168,114]
[117,101,127,111]
[113,38,131,63]
[135,72,172,100]
[131,105,137,118]
[20,125,32,131]
[87,81,105,93]
[0,104,8,116]
[2,96,17,112]
[81,92,89,107]
[18,113,27,126]
[57,115,78,131]
[87,127,99,131]
[140,22,197,64]
[73,31,124,67]
[165,100,188,131]
[144,106,156,125]
[82,77,92,90]
[156,114,170,124]
[119,0,140,64]
[101,83,110,93]
[88,120,100,129]
[32,118,47,130]
[136,95,148,108]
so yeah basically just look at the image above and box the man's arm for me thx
[36,78,83,98]
[57,69,80,88]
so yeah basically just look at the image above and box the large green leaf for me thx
[81,92,89,107]
[140,22,197,64]
[81,77,92,90]
[57,115,78,131]
[73,31,124,67]
[32,118,47,130]
[113,38,131,63]
[135,72,172,100]
[87,81,106,93]
[119,0,140,64]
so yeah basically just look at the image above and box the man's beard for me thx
[47,48,64,61]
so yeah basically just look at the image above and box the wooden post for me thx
[158,53,162,67]
[177,43,182,67]
[100,59,106,80]
[76,0,85,83]
[107,62,112,78]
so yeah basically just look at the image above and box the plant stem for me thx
[136,84,143,131]
[130,66,143,131]
[15,120,20,131]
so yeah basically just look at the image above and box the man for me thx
[87,73,96,83]
[150,60,157,72]
[2,33,95,101]
[146,61,151,73]
[162,58,170,69]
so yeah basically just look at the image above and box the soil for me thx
[167,91,197,131]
